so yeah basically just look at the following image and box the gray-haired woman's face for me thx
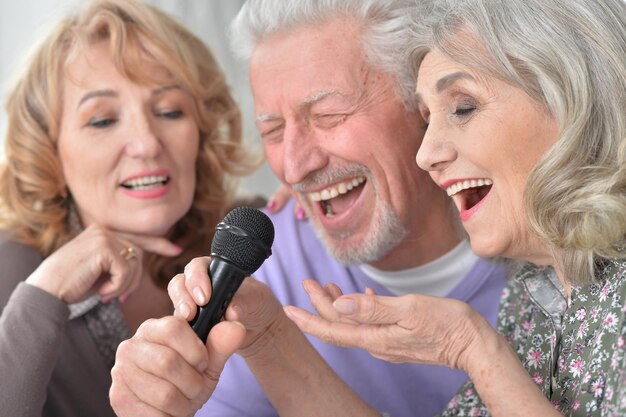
[415,49,559,265]
[57,42,199,236]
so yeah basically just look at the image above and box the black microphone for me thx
[191,206,274,343]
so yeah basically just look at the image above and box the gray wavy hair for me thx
[229,0,419,110]
[410,0,626,284]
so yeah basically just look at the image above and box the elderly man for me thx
[110,1,506,416]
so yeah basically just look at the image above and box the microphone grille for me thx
[211,206,275,275]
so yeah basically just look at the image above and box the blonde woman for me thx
[0,1,258,416]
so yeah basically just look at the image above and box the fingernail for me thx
[120,294,131,304]
[333,298,356,314]
[172,244,183,254]
[101,296,111,304]
[197,359,209,372]
[301,279,313,292]
[283,306,299,320]
[232,320,246,330]
[267,199,276,211]
[178,302,191,319]
[229,304,242,320]
[193,287,206,305]
[303,280,322,296]
[296,207,306,220]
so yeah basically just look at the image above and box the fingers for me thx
[203,321,247,382]
[87,226,179,303]
[111,351,196,417]
[111,317,211,417]
[266,184,294,213]
[302,279,345,322]
[287,290,485,369]
[168,274,195,321]
[110,375,172,417]
[103,231,183,302]
[97,244,143,303]
[292,194,308,220]
[111,318,245,417]
[102,232,182,302]
[119,232,183,257]
[364,287,377,296]
[284,304,404,360]
[302,280,380,326]
[167,257,213,321]
[324,282,345,299]
[168,258,276,333]
[182,257,213,306]
[223,277,282,332]
[294,202,307,220]
[266,184,307,220]
[136,317,210,372]
[331,294,409,325]
[25,223,183,305]
[283,305,365,349]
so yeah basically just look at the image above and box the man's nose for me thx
[282,122,328,185]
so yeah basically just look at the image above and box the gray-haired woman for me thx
[289,0,626,415]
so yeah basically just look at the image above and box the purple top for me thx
[197,200,507,417]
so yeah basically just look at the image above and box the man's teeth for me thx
[309,176,366,202]
[323,200,335,218]
[446,178,493,197]
[122,175,168,190]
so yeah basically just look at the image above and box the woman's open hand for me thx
[285,279,490,371]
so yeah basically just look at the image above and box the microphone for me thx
[191,206,275,343]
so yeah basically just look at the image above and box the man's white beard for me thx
[312,201,408,265]
[293,164,408,265]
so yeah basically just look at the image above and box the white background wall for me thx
[0,0,280,198]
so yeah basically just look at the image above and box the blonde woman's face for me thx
[57,42,199,236]
[415,49,559,263]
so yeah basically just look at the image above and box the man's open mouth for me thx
[308,176,366,218]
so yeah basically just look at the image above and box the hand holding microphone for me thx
[189,206,275,343]
[112,207,274,417]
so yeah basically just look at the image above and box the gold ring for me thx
[119,247,137,261]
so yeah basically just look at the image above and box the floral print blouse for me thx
[440,258,626,417]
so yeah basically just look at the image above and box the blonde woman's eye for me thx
[88,117,116,128]
[160,110,183,119]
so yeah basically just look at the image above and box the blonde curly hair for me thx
[0,0,260,288]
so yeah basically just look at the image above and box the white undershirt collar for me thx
[360,239,478,297]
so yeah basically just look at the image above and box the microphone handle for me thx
[190,257,247,343]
